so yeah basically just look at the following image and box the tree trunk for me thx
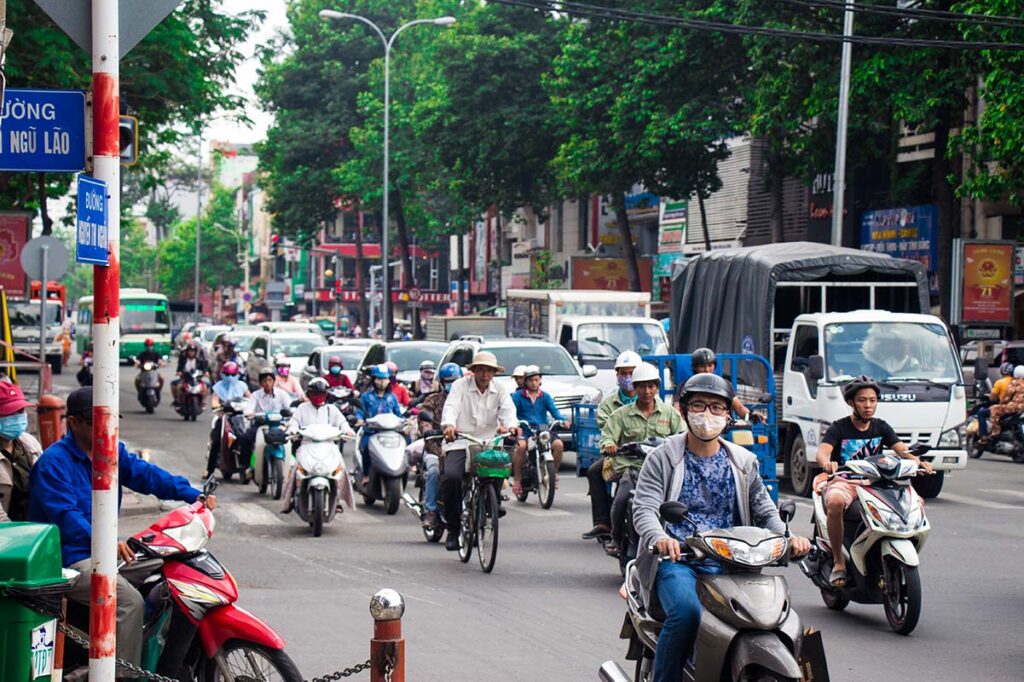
[769,158,785,244]
[613,191,642,292]
[355,211,369,335]
[933,118,956,319]
[697,189,711,251]
[392,189,421,339]
[37,173,53,235]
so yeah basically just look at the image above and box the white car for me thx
[248,332,327,379]
[300,342,386,391]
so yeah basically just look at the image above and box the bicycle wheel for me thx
[458,484,474,563]
[477,482,500,573]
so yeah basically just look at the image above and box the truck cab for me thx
[8,299,64,374]
[559,315,670,393]
[782,310,967,499]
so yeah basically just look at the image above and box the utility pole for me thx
[830,0,855,247]
[193,133,203,319]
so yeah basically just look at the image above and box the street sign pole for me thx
[89,1,121,680]
[38,245,47,366]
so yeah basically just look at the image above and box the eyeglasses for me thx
[686,401,729,416]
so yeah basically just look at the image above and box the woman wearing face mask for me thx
[355,365,405,486]
[273,355,303,398]
[0,382,42,522]
[412,360,437,398]
[324,356,354,390]
[631,373,811,682]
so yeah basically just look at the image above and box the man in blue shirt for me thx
[511,365,566,497]
[29,387,214,674]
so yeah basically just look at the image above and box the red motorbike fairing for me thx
[198,604,287,656]
[164,556,239,624]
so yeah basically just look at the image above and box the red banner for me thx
[570,257,653,292]
[962,242,1015,324]
[0,213,30,297]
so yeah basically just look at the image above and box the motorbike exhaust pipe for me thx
[598,661,632,682]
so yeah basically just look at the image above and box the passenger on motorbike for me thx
[274,354,304,398]
[411,360,437,398]
[387,361,412,407]
[511,365,567,497]
[211,336,241,380]
[205,362,251,479]
[29,387,215,675]
[977,362,1014,441]
[171,341,209,405]
[325,355,354,390]
[988,365,1024,438]
[599,363,684,557]
[239,368,294,480]
[582,351,642,540]
[133,338,165,394]
[674,348,757,422]
[632,374,810,682]
[356,364,405,486]
[511,365,527,390]
[441,352,519,551]
[417,362,463,529]
[815,375,930,587]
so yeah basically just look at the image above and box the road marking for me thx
[508,505,573,518]
[229,502,288,526]
[936,493,1021,510]
[979,488,1024,500]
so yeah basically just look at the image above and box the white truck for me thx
[672,242,966,499]
[8,299,64,374]
[505,289,669,392]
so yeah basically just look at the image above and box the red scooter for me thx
[63,478,302,680]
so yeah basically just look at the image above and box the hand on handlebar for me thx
[825,461,840,476]
[603,443,618,456]
[789,535,811,557]
[443,425,457,442]
[654,537,682,562]
[117,541,137,565]
[915,458,934,475]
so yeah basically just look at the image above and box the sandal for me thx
[830,567,847,588]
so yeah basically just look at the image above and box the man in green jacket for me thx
[598,362,683,556]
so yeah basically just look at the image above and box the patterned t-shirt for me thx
[668,447,736,541]
[820,417,899,465]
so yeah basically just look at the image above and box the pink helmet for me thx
[386,361,399,376]
[221,361,240,377]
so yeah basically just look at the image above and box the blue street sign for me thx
[77,176,109,266]
[0,89,86,172]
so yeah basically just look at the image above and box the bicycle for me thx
[446,432,514,573]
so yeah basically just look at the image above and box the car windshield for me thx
[323,347,365,369]
[576,322,668,362]
[386,344,447,371]
[202,327,229,342]
[9,302,61,326]
[1004,346,1024,367]
[824,322,962,383]
[230,333,258,352]
[487,346,579,376]
[274,336,321,357]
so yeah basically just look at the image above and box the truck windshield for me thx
[9,302,62,326]
[824,322,961,383]
[576,322,669,362]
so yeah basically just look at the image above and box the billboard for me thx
[860,204,938,273]
[0,212,31,297]
[570,256,652,292]
[961,241,1015,324]
[658,200,687,253]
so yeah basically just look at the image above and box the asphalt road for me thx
[51,364,1024,681]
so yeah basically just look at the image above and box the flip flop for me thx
[830,567,847,588]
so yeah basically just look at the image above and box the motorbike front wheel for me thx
[966,433,984,459]
[477,483,500,573]
[201,640,302,682]
[538,459,556,509]
[384,477,401,515]
[311,488,325,537]
[272,458,284,500]
[883,559,922,635]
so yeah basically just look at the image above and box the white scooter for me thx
[292,423,354,537]
[353,412,410,515]
[253,409,294,500]
[800,444,932,634]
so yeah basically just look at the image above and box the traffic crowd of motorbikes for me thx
[13,334,962,680]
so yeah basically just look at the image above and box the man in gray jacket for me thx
[632,373,810,682]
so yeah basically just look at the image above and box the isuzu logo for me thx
[879,394,918,402]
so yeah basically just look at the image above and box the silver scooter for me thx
[606,500,805,682]
[353,412,409,515]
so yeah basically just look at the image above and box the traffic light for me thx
[119,115,138,166]
[271,234,282,256]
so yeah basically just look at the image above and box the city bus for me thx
[76,289,173,360]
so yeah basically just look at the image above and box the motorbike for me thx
[402,433,447,543]
[799,444,932,635]
[611,499,804,682]
[253,409,294,500]
[176,368,207,422]
[964,399,1024,462]
[514,419,561,509]
[62,477,302,681]
[136,360,162,414]
[327,385,359,428]
[76,355,93,387]
[215,399,249,482]
[292,423,354,537]
[353,412,409,515]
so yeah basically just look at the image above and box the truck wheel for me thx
[911,471,944,498]
[789,435,816,498]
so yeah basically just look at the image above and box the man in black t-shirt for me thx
[814,376,930,587]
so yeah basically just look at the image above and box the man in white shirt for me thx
[238,368,294,479]
[440,351,519,550]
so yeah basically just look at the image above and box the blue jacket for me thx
[512,389,564,434]
[28,433,200,567]
[357,390,403,421]
[213,377,248,402]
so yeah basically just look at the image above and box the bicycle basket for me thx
[474,447,511,479]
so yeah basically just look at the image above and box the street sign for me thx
[76,176,109,265]
[33,0,183,59]
[0,89,86,172]
[20,236,69,281]
[408,287,422,302]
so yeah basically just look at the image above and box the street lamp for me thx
[319,10,456,341]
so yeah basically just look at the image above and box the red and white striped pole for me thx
[89,0,121,680]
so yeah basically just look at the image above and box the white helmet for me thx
[615,350,643,369]
[512,365,527,378]
[631,362,661,385]
[523,364,541,379]
[1014,366,1024,380]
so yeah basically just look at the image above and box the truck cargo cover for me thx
[670,242,930,357]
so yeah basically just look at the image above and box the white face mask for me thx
[687,411,729,441]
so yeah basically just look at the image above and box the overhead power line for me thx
[776,0,1024,31]
[489,0,1024,50]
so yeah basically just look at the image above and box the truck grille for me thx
[554,394,585,411]
[896,431,934,445]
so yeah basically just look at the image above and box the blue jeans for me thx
[423,454,440,512]
[977,407,991,437]
[653,560,723,682]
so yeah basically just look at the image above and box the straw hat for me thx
[468,351,504,372]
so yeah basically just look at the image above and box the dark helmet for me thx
[842,375,881,403]
[691,347,716,371]
[258,367,276,380]
[1000,361,1014,376]
[680,372,734,404]
[307,377,329,394]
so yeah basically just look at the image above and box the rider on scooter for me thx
[356,364,404,486]
[133,338,165,394]
[239,367,294,480]
[324,355,354,390]
[632,374,810,682]
[976,362,1014,442]
[205,361,251,479]
[815,375,931,587]
[274,354,303,399]
[511,365,567,498]
[172,341,210,405]
[387,361,411,407]
[417,362,463,529]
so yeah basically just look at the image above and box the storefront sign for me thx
[0,212,30,296]
[570,257,652,292]
[860,204,938,273]
[658,200,687,253]
[962,241,1014,324]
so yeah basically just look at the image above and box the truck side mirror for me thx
[565,339,579,357]
[808,355,825,381]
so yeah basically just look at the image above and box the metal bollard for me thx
[369,589,405,682]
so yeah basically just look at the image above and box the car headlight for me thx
[938,428,961,448]
[704,536,787,567]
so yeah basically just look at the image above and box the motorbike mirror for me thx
[908,442,931,457]
[253,348,266,358]
[659,501,690,525]
[778,500,797,524]
[203,475,219,497]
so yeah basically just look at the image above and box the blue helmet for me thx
[371,364,390,380]
[439,362,463,384]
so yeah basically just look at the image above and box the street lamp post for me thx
[194,133,203,321]
[319,10,455,341]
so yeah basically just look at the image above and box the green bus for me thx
[76,289,173,360]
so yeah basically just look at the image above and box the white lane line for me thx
[937,493,1021,510]
[979,488,1024,500]
[229,502,288,526]
[508,505,573,518]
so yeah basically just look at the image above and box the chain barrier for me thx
[58,622,180,682]
[381,644,397,682]
[305,658,374,681]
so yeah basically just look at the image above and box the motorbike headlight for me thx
[538,431,552,446]
[704,536,787,567]
[311,461,330,476]
[939,428,961,449]
[864,499,915,533]
[378,434,404,449]
[163,514,211,552]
